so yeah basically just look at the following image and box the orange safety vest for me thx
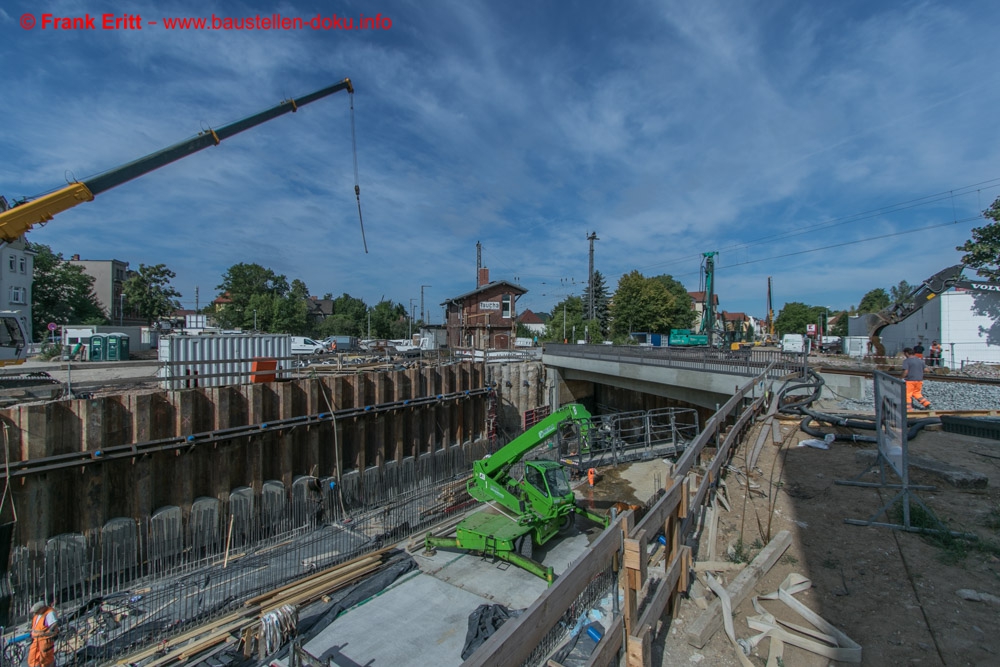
[28,608,56,667]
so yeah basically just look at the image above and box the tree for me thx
[831,311,850,336]
[123,264,181,325]
[857,288,890,314]
[889,280,914,304]
[582,270,610,336]
[957,196,1000,281]
[215,263,290,329]
[956,197,1000,343]
[29,243,106,339]
[369,300,408,338]
[774,302,825,335]
[609,271,694,339]
[545,296,584,342]
[650,274,696,333]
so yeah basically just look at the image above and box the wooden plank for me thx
[632,478,681,539]
[461,516,624,667]
[685,530,792,648]
[693,561,746,573]
[771,419,781,445]
[748,417,771,469]
[635,547,683,636]
[626,622,652,667]
[245,548,388,605]
[584,612,623,667]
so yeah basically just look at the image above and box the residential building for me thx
[688,290,721,331]
[68,255,140,325]
[2,238,35,341]
[517,309,547,337]
[442,268,527,349]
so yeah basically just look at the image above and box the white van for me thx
[291,336,325,355]
[781,334,810,354]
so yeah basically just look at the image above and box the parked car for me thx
[291,337,325,355]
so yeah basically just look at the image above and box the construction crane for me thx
[0,78,358,241]
[669,251,719,347]
[764,276,777,345]
[0,78,360,368]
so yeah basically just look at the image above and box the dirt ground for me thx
[655,417,1000,667]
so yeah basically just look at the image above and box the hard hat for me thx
[30,601,46,614]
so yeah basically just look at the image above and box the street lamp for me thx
[409,298,417,338]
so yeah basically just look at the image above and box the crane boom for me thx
[0,78,354,241]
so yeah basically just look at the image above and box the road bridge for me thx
[544,343,808,410]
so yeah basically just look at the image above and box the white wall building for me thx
[1,238,35,342]
[848,287,1000,369]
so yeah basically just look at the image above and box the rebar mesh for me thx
[5,440,489,665]
[521,563,618,667]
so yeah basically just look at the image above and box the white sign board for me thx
[479,301,500,311]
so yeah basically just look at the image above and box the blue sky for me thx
[2,0,999,324]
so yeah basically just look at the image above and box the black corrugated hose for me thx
[777,368,940,442]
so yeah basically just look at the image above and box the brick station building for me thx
[442,268,527,349]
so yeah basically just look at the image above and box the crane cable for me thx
[350,92,369,253]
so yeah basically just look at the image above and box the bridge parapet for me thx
[543,343,807,379]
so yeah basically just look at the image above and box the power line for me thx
[636,177,1000,273]
[715,216,979,270]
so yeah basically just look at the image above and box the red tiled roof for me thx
[518,309,545,324]
[688,291,719,306]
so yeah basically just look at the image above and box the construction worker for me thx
[912,341,925,358]
[928,340,943,367]
[902,348,931,411]
[28,601,58,667]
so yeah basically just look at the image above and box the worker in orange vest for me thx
[28,601,59,667]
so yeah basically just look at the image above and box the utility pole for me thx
[409,298,417,338]
[119,292,125,326]
[195,286,199,312]
[420,285,431,324]
[587,231,598,321]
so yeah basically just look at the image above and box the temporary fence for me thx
[463,362,781,667]
[548,407,701,470]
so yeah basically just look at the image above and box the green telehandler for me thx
[424,403,609,582]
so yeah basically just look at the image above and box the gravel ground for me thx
[836,377,1000,411]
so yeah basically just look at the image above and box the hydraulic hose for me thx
[777,368,939,441]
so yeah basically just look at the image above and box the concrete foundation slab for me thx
[300,571,489,667]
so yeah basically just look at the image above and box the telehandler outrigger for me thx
[424,403,609,582]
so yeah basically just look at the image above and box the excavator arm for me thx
[475,403,591,481]
[0,78,354,242]
[867,264,966,358]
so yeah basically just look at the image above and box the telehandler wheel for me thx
[558,512,576,535]
[517,534,533,560]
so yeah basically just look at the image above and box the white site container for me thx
[842,336,869,359]
[158,333,292,389]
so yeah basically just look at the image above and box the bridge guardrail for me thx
[543,343,806,379]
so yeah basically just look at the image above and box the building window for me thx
[502,295,513,319]
[9,286,25,305]
[18,257,25,274]
[7,256,14,272]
